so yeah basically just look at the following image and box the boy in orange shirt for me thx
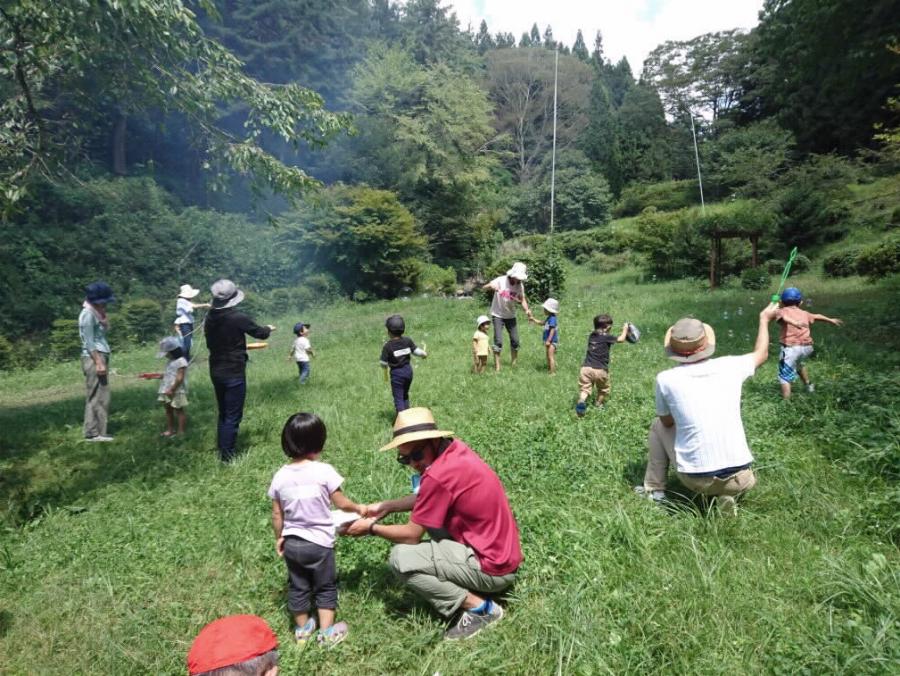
[776,287,843,399]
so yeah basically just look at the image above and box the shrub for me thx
[741,267,771,290]
[823,249,862,277]
[792,253,811,274]
[588,252,633,273]
[288,186,428,299]
[50,319,82,359]
[0,335,12,371]
[856,237,900,279]
[481,242,566,303]
[613,180,700,217]
[121,299,164,344]
[418,263,457,295]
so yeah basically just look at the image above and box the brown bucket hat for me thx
[664,317,716,363]
[379,407,454,451]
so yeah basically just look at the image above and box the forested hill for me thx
[0,0,898,363]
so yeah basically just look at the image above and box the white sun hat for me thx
[542,298,559,314]
[506,262,528,280]
[178,284,201,299]
[476,314,490,327]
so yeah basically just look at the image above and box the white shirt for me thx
[655,354,756,473]
[489,275,524,319]
[174,297,193,325]
[292,336,312,362]
[159,356,189,395]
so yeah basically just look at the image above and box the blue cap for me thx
[85,281,115,304]
[293,322,309,334]
[781,287,803,303]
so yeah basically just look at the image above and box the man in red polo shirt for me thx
[346,407,523,640]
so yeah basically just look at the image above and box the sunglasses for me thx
[397,444,427,466]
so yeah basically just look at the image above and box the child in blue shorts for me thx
[529,298,559,374]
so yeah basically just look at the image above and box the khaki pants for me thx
[82,354,110,438]
[642,418,756,496]
[389,539,517,618]
[578,367,610,401]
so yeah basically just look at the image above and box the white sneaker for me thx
[634,486,666,503]
[86,435,114,442]
[717,495,738,516]
[806,383,815,393]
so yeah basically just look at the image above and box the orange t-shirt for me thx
[776,306,815,345]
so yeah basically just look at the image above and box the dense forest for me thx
[1,0,898,365]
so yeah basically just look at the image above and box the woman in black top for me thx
[205,279,275,461]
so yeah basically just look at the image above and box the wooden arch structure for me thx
[709,229,762,288]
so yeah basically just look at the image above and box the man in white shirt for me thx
[637,302,779,514]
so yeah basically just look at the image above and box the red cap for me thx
[187,614,278,674]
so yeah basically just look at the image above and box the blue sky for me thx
[449,0,765,74]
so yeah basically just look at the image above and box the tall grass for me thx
[1,267,898,674]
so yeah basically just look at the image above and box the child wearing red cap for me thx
[187,614,278,675]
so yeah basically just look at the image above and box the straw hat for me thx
[542,298,559,314]
[507,262,528,280]
[178,284,201,299]
[664,318,716,363]
[379,407,454,451]
[210,279,244,309]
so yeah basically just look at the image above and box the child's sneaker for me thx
[595,401,605,410]
[575,401,587,417]
[716,495,738,517]
[806,383,815,393]
[294,618,316,643]
[317,622,348,647]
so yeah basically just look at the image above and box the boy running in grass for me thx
[472,315,490,374]
[529,298,560,374]
[380,314,427,412]
[269,412,366,646]
[776,287,843,399]
[157,336,189,436]
[289,322,314,384]
[575,314,630,417]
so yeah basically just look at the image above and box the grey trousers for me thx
[491,316,520,353]
[82,354,110,438]
[389,539,517,618]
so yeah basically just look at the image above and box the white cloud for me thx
[449,0,764,75]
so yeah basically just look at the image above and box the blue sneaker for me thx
[575,401,587,417]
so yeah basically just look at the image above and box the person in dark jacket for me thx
[205,279,275,461]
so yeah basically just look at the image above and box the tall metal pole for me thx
[549,47,559,234]
[688,110,705,215]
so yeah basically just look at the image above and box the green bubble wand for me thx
[771,246,799,303]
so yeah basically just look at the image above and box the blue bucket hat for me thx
[85,281,115,305]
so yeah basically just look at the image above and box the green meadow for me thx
[1,265,898,674]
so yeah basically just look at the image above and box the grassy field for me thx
[1,265,898,674]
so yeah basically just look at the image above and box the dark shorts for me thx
[283,536,337,612]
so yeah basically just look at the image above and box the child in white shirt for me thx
[157,336,189,436]
[289,322,314,384]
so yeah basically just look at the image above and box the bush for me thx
[741,267,771,290]
[588,252,633,273]
[50,319,82,359]
[856,237,900,279]
[418,263,457,295]
[481,242,566,304]
[613,180,700,217]
[0,335,12,371]
[121,299,164,344]
[823,248,862,277]
[287,186,428,299]
[792,253,811,274]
